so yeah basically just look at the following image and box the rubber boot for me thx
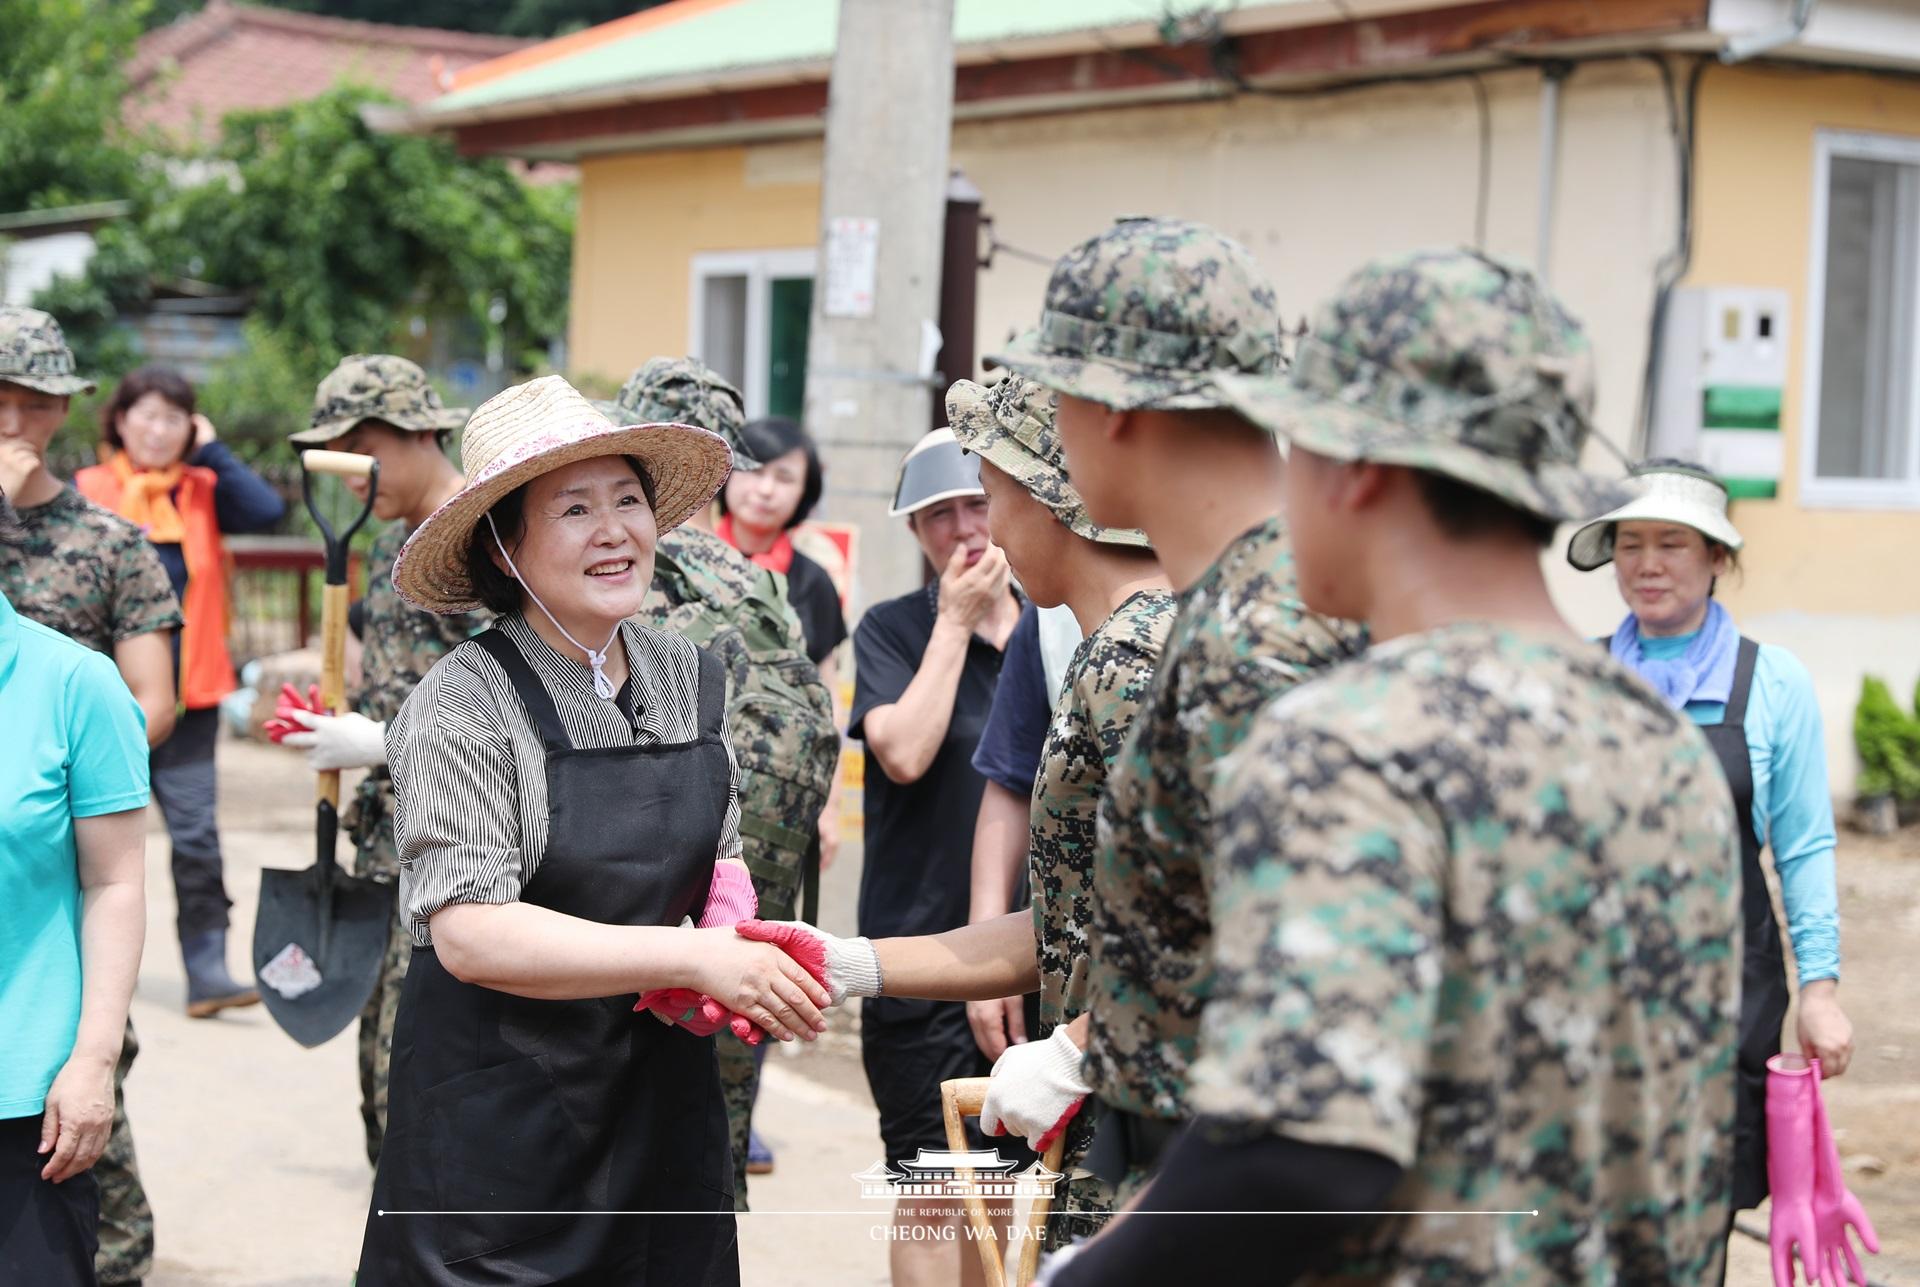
[183,929,260,1018]
[1766,1053,1821,1287]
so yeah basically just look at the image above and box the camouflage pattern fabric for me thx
[635,524,837,1210]
[0,304,95,395]
[345,522,486,1165]
[95,1020,152,1285]
[292,353,469,445]
[1216,247,1633,523]
[1028,588,1176,1247]
[986,217,1280,413]
[0,487,182,654]
[1084,518,1365,1137]
[1193,623,1740,1283]
[613,357,758,472]
[946,376,1147,547]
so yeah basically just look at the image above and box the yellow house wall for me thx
[1689,63,1920,621]
[568,146,820,386]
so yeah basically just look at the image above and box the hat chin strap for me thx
[488,514,621,701]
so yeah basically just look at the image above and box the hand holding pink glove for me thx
[1811,1060,1879,1286]
[636,863,765,1042]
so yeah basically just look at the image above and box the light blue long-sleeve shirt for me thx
[1635,624,1841,984]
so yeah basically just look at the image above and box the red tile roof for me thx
[128,0,530,143]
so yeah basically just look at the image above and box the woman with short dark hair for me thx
[1569,458,1853,1243]
[75,365,283,1016]
[355,376,830,1285]
[716,416,847,677]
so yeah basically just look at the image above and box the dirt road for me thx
[124,737,1915,1285]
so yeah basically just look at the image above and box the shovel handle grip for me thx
[301,449,376,479]
[941,1077,1068,1287]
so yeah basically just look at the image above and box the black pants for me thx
[149,707,233,939]
[0,1114,99,1286]
[860,996,1042,1172]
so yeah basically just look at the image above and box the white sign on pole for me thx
[824,216,880,318]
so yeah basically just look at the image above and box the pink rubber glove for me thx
[697,861,758,929]
[635,988,764,1045]
[1811,1060,1880,1286]
[734,918,881,1006]
[263,682,325,743]
[1768,1053,1823,1287]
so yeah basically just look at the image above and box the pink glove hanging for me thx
[698,861,758,929]
[1768,1053,1822,1287]
[1811,1060,1880,1286]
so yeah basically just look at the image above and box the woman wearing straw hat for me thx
[1569,458,1853,1228]
[354,376,830,1286]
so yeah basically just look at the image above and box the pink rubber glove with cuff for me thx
[980,1025,1091,1152]
[636,862,765,1044]
[1811,1059,1879,1285]
[1768,1053,1823,1287]
[732,918,882,1005]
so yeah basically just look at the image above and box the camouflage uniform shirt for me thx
[1084,517,1364,1119]
[350,521,488,880]
[638,526,806,688]
[0,485,182,654]
[1193,623,1739,1284]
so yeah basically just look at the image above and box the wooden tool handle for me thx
[941,1077,1070,1287]
[316,582,349,808]
[301,448,377,478]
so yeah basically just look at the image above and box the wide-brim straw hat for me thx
[1566,462,1745,571]
[392,375,732,614]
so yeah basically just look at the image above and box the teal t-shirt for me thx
[1638,625,1840,983]
[0,590,150,1119]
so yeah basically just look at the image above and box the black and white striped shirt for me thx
[387,612,742,946]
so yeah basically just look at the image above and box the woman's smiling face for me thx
[493,455,658,631]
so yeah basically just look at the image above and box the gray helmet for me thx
[889,428,983,517]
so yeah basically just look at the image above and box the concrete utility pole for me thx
[803,0,957,605]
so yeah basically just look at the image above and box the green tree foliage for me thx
[156,85,573,365]
[0,0,152,211]
[1853,676,1920,802]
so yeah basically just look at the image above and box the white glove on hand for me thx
[1033,1240,1085,1287]
[734,919,883,1006]
[979,1025,1091,1152]
[282,710,389,772]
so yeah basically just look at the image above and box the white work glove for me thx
[979,1025,1091,1152]
[282,710,389,772]
[733,919,883,1006]
[1033,1240,1086,1286]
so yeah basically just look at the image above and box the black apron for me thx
[1702,637,1789,1212]
[358,628,740,1285]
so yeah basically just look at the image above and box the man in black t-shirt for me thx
[849,427,1026,1285]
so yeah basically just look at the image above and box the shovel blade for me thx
[252,862,392,1048]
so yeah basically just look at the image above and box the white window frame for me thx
[1801,128,1920,509]
[687,248,817,418]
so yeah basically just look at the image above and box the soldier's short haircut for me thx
[1414,470,1557,547]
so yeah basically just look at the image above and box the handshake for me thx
[634,861,884,1043]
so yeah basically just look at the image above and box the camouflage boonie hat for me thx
[0,306,95,396]
[985,217,1281,413]
[293,354,469,444]
[946,376,1147,547]
[613,357,756,470]
[1216,248,1633,523]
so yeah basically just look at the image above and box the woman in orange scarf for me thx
[77,366,285,1016]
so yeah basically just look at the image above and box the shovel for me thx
[941,1077,1070,1287]
[253,448,391,1048]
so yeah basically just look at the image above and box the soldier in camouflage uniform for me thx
[1,305,176,1286]
[1041,249,1741,1286]
[611,357,823,1211]
[275,355,482,1167]
[973,220,1365,1207]
[942,375,1174,1245]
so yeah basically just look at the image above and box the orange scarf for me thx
[715,514,795,574]
[76,452,237,709]
[104,452,189,542]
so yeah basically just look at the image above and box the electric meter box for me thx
[1646,286,1788,498]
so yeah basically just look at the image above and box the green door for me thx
[768,276,813,420]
